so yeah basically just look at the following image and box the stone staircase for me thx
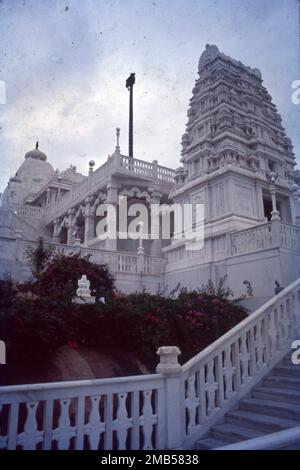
[196,355,300,450]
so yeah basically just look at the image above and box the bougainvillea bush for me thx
[19,252,115,303]
[0,248,249,381]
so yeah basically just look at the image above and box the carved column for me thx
[66,208,76,245]
[270,184,280,221]
[106,182,118,204]
[53,218,61,243]
[84,197,95,247]
[292,187,300,226]
[104,181,118,251]
[150,191,162,256]
[46,188,51,206]
[257,184,265,221]
[152,159,158,180]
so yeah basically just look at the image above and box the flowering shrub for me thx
[23,253,115,303]
[0,257,248,381]
[175,290,247,355]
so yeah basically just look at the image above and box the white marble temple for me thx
[0,45,299,303]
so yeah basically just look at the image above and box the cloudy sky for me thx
[0,0,299,193]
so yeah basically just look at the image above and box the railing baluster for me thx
[249,326,257,376]
[140,390,157,450]
[8,403,19,450]
[216,352,225,407]
[104,393,113,450]
[43,399,53,450]
[75,396,85,450]
[155,388,165,450]
[263,315,270,364]
[131,391,140,450]
[233,339,241,391]
[198,367,206,423]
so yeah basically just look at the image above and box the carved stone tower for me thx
[165,45,299,296]
[172,44,296,231]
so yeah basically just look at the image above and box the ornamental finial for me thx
[116,127,120,147]
[115,127,121,154]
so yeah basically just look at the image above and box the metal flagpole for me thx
[126,73,135,158]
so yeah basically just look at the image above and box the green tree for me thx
[26,237,53,279]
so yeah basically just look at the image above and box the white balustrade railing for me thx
[16,240,163,276]
[231,221,300,256]
[11,204,45,220]
[46,154,175,222]
[1,279,299,450]
[163,221,300,266]
[144,256,165,275]
[0,375,165,450]
[120,155,154,178]
[119,156,176,184]
[231,222,273,255]
[157,166,177,183]
[280,223,300,251]
[181,277,300,449]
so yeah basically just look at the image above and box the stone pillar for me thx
[84,197,95,247]
[156,347,183,449]
[104,182,118,251]
[106,182,118,204]
[150,191,162,256]
[113,151,122,171]
[255,183,265,221]
[66,208,75,245]
[84,215,95,246]
[137,221,145,291]
[152,159,158,180]
[67,226,74,245]
[271,218,281,248]
[46,188,51,206]
[292,187,300,226]
[53,219,61,243]
[50,189,55,204]
[56,176,62,203]
[270,184,280,221]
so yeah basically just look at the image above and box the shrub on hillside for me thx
[36,253,115,301]
[0,253,249,376]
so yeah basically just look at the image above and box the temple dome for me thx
[0,143,54,209]
[25,141,48,161]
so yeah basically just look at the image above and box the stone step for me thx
[240,398,300,421]
[226,409,299,433]
[264,375,300,391]
[211,423,263,443]
[274,365,300,378]
[253,386,300,404]
[195,437,228,450]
